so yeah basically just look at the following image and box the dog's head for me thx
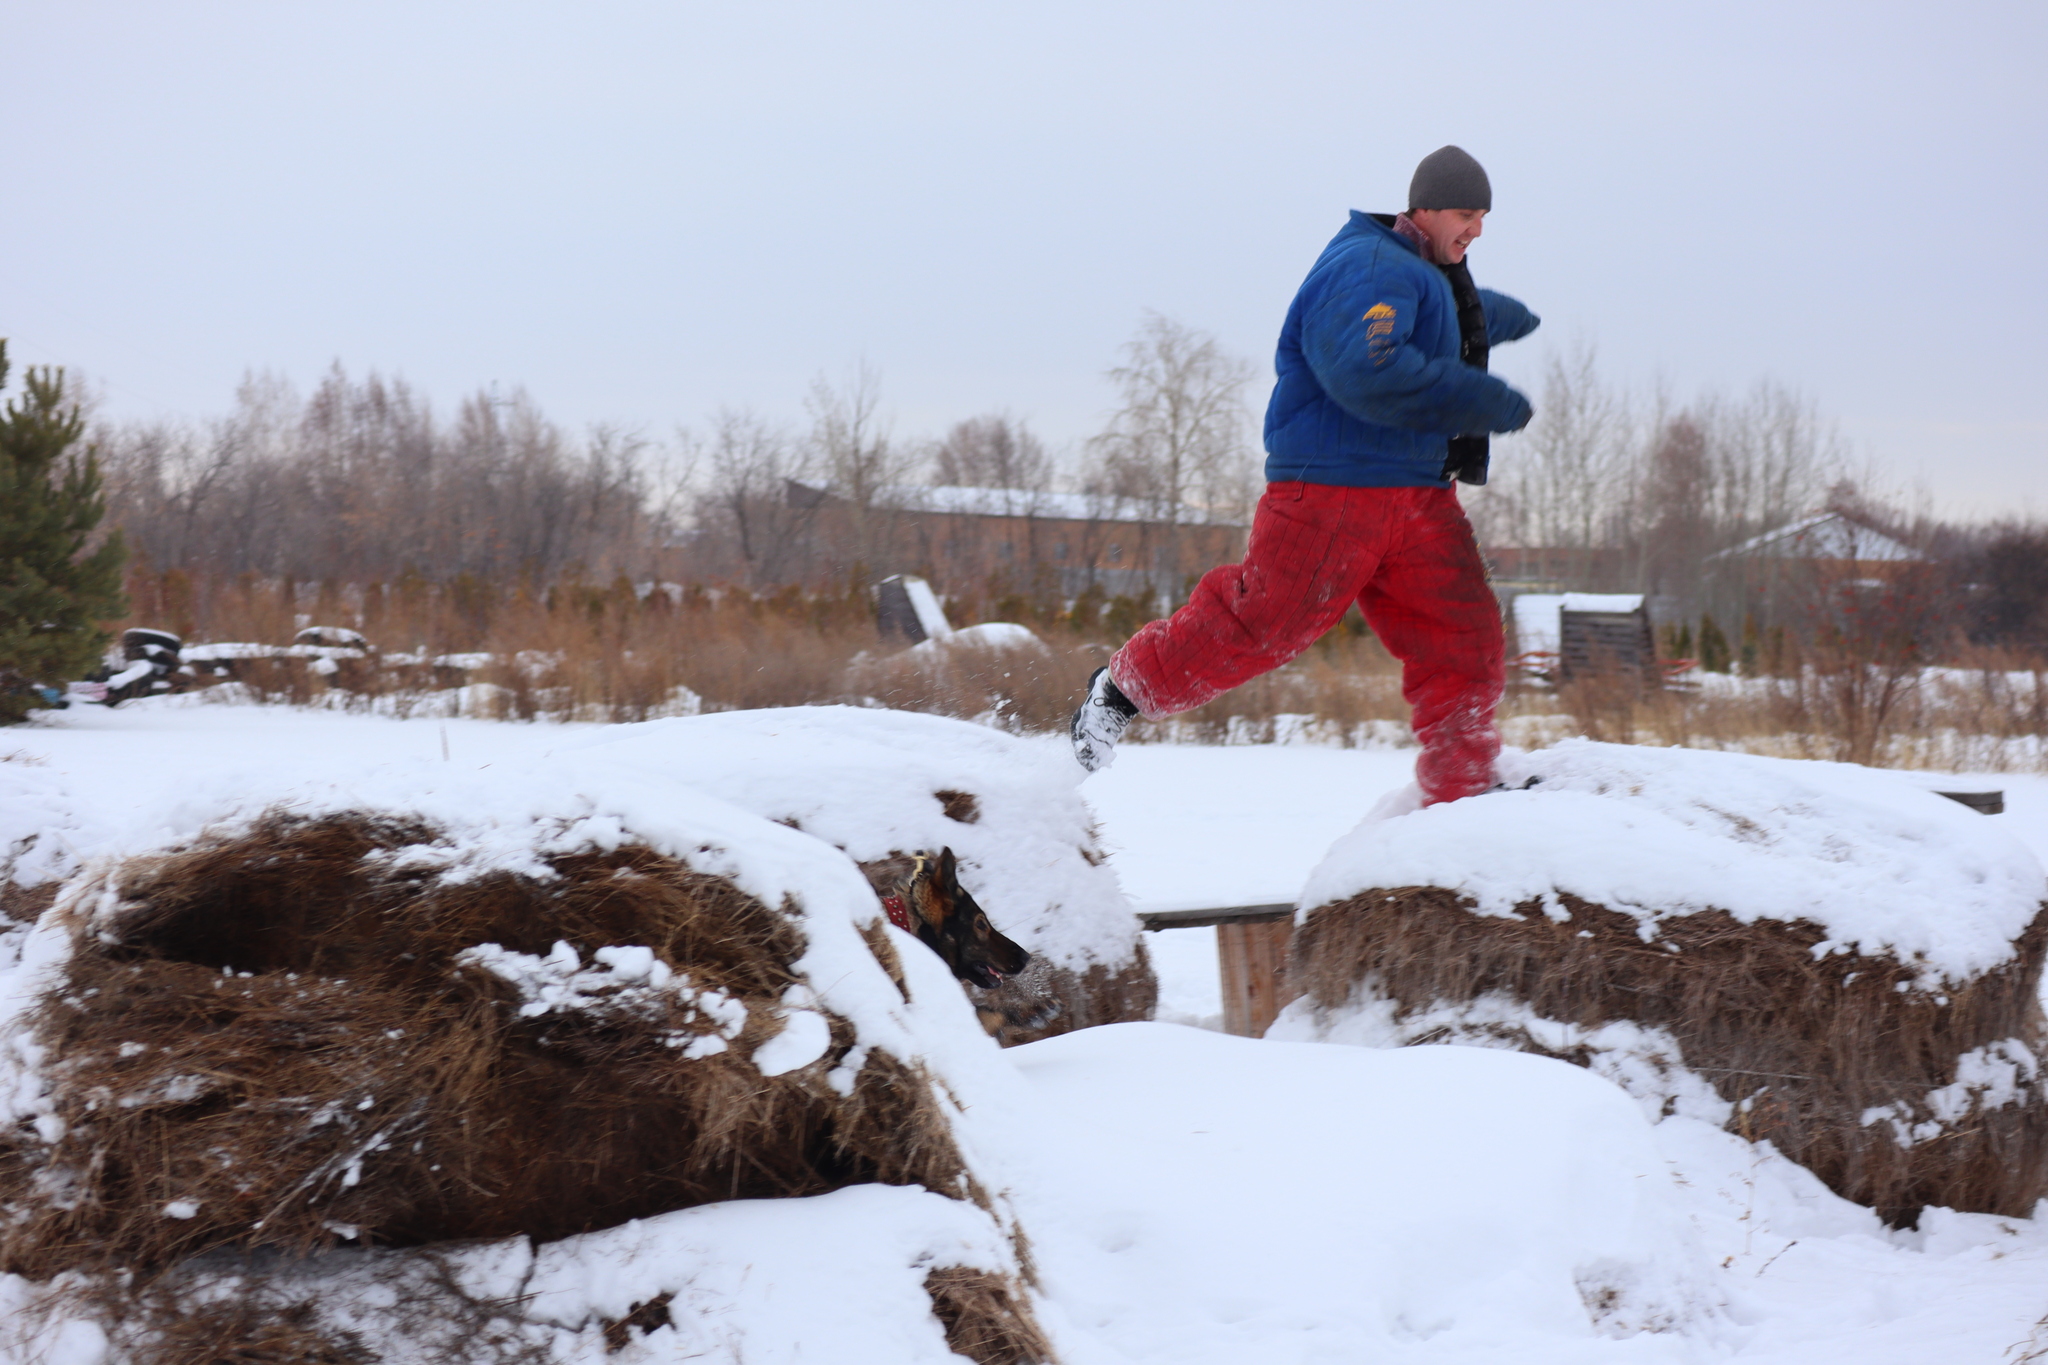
[892,848,1031,991]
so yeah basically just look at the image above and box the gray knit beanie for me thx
[1408,145,1492,211]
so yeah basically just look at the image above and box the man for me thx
[1070,145,1539,805]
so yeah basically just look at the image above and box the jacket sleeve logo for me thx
[1362,301,1398,362]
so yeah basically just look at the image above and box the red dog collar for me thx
[881,893,911,932]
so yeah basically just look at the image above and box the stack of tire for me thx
[97,628,185,705]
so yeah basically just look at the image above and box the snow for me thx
[1302,739,2047,984]
[519,1183,1018,1362]
[555,707,1138,973]
[1013,1023,1720,1361]
[101,659,158,690]
[908,619,1045,653]
[452,939,754,1044]
[5,705,2048,1360]
[1860,1038,2042,1147]
[0,702,1137,976]
[900,573,954,639]
[180,641,367,662]
[1274,988,1739,1127]
[1084,743,1419,1027]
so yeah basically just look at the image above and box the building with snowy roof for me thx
[1699,510,1932,629]
[1713,511,1925,566]
[785,479,1247,600]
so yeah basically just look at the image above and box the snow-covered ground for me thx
[5,699,2048,1361]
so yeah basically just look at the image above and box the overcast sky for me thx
[7,0,2044,520]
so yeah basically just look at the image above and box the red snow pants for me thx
[1110,482,1505,805]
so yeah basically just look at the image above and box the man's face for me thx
[1408,207,1486,264]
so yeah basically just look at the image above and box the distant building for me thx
[1713,511,1924,568]
[786,481,1247,599]
[1485,513,1927,629]
[1703,510,1929,628]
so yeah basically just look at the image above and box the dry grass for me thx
[925,1266,1054,1365]
[1289,887,2048,1225]
[1,811,1048,1362]
[117,568,1418,739]
[1526,653,2048,771]
[132,570,893,722]
[113,568,2048,770]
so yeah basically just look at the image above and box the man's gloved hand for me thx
[1495,389,1534,433]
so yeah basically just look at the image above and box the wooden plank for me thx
[1136,903,1294,930]
[1218,918,1300,1039]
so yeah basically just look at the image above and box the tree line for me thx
[86,314,1262,599]
[12,314,2048,721]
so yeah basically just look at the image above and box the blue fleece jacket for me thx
[1262,211,1540,487]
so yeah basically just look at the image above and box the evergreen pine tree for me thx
[1763,624,1791,676]
[0,341,127,723]
[1696,614,1732,673]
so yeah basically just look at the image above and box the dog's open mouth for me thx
[965,966,1006,990]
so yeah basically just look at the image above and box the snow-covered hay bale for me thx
[0,769,1054,1362]
[561,707,1154,1045]
[0,814,970,1273]
[1274,740,2048,1224]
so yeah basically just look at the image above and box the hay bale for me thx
[965,953,1158,1048]
[1274,739,2048,1225]
[0,812,972,1273]
[0,706,1119,1359]
[0,800,1052,1361]
[570,707,1155,1044]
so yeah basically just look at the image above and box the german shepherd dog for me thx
[882,848,1031,990]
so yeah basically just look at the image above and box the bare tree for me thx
[1694,380,1845,545]
[803,363,919,578]
[1086,314,1257,582]
[1635,414,1715,605]
[806,362,913,511]
[97,366,662,584]
[694,408,819,585]
[932,413,1051,492]
[1470,344,1638,553]
[1959,521,2048,656]
[1632,381,1848,623]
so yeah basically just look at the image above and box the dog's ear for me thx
[938,846,958,886]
